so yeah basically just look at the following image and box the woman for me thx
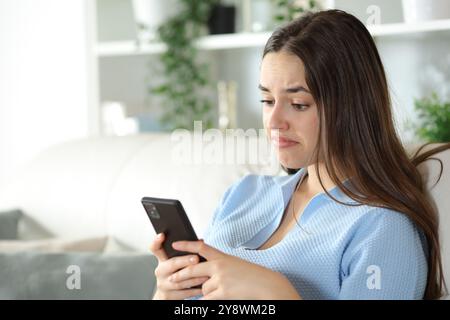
[150,9,449,300]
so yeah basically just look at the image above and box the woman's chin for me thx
[274,145,309,169]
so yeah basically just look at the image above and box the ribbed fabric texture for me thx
[191,168,428,300]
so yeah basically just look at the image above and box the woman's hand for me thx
[170,240,302,300]
[149,233,209,300]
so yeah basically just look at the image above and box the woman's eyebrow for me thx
[258,84,310,93]
[286,86,310,93]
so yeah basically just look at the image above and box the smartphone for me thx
[142,196,206,263]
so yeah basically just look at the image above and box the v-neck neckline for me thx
[242,168,355,251]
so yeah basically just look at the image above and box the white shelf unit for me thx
[88,0,450,137]
[94,19,450,57]
[95,32,272,57]
[368,18,450,36]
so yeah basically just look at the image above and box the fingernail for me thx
[157,233,162,239]
[189,256,196,263]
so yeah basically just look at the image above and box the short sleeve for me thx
[339,209,428,300]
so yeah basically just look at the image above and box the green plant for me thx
[272,0,320,24]
[151,0,218,131]
[413,92,450,143]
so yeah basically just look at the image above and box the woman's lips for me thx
[271,137,299,148]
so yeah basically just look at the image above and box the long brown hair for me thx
[263,9,449,299]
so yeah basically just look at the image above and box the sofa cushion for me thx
[0,252,157,299]
[0,209,23,240]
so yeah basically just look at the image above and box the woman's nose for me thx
[268,102,289,130]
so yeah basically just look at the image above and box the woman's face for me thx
[260,50,319,169]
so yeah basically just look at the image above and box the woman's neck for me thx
[300,163,344,195]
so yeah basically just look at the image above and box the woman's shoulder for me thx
[224,173,283,197]
[315,193,427,253]
[332,201,421,237]
[204,173,286,241]
[213,173,285,218]
[340,205,428,256]
[346,205,420,232]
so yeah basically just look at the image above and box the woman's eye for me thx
[260,100,309,111]
[260,100,274,106]
[292,103,309,111]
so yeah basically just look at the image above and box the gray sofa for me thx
[0,208,157,299]
[0,251,157,300]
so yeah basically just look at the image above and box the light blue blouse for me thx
[196,168,428,299]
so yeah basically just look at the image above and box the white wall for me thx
[0,0,90,190]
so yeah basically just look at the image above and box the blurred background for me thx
[0,0,449,299]
[1,0,449,190]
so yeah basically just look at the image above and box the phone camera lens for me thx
[149,206,160,219]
